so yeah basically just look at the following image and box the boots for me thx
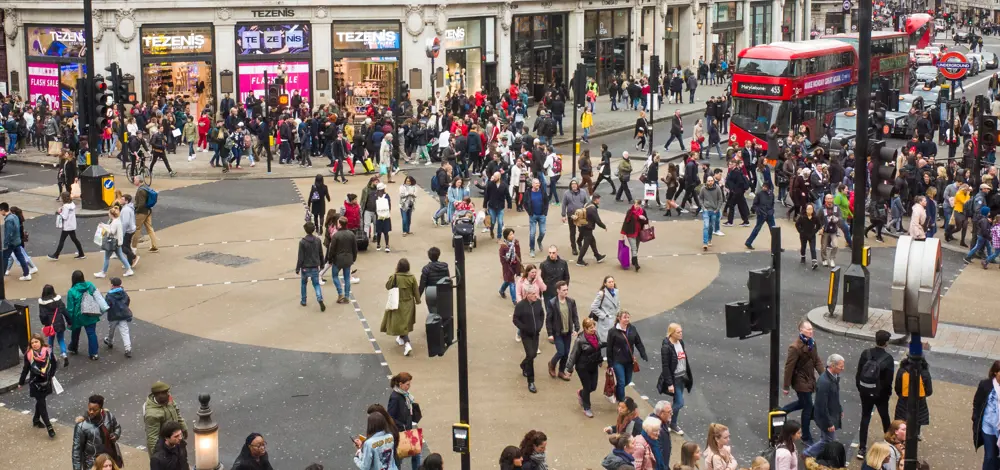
[632,256,640,272]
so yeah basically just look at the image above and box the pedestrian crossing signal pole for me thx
[452,235,471,470]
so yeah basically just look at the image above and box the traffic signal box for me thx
[726,268,777,338]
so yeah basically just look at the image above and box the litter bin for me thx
[79,164,112,211]
[0,300,28,369]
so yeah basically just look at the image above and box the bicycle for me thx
[127,150,152,186]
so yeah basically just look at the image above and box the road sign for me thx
[842,0,851,11]
[425,37,441,59]
[936,51,970,80]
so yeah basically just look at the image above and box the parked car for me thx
[914,51,935,65]
[954,31,973,43]
[820,110,875,158]
[983,51,999,69]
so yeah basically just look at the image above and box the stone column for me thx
[705,1,715,61]
[803,0,812,38]
[794,0,804,40]
[772,0,784,43]
[568,9,585,85]
[679,4,696,67]
[742,0,752,47]
[312,22,332,105]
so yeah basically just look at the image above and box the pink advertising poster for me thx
[237,61,311,105]
[28,62,61,111]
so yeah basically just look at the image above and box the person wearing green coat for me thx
[66,270,105,360]
[182,116,198,159]
[381,258,421,357]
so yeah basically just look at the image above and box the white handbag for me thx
[385,275,400,310]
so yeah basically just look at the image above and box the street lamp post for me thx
[193,394,223,470]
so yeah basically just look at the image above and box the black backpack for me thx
[858,349,887,397]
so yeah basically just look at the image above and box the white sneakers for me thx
[403,343,413,356]
[93,272,106,278]
[28,266,39,274]
[351,276,361,284]
[714,230,726,236]
[396,336,405,346]
[124,270,135,277]
[18,275,31,281]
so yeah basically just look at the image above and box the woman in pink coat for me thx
[629,417,663,470]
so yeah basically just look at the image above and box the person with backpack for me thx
[854,330,895,459]
[308,174,331,230]
[819,194,842,268]
[132,181,160,253]
[103,277,133,359]
[94,206,134,279]
[66,270,108,361]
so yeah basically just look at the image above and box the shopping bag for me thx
[171,128,182,138]
[644,183,657,201]
[47,140,63,156]
[385,275,400,310]
[379,163,389,175]
[51,377,64,395]
[71,181,81,199]
[618,240,631,269]
[55,215,63,229]
[639,226,656,243]
[93,224,108,247]
[603,367,617,398]
[397,428,423,458]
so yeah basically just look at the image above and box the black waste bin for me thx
[79,164,112,210]
[0,300,28,369]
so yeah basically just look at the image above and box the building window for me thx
[751,4,772,46]
[715,2,744,22]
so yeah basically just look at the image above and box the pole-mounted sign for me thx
[425,37,441,59]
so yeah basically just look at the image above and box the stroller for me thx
[451,209,478,251]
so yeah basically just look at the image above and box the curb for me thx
[806,306,909,345]
[0,187,9,195]
[551,107,707,148]
[6,157,56,169]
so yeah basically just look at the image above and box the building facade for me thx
[1,0,814,113]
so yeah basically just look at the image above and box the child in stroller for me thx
[451,197,480,250]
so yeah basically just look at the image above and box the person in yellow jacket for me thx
[581,107,594,143]
[948,184,972,246]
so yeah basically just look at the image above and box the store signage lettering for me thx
[803,69,852,93]
[142,34,207,49]
[252,9,295,18]
[602,0,619,5]
[736,82,784,97]
[336,30,398,44]
[598,22,609,35]
[50,31,85,42]
[445,27,466,41]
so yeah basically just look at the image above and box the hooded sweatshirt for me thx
[699,183,725,211]
[39,295,71,333]
[561,188,590,217]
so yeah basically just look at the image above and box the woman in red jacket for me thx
[620,200,649,272]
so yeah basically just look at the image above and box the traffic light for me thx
[267,85,280,108]
[425,277,454,357]
[104,63,128,105]
[748,268,776,332]
[573,63,586,107]
[401,81,410,101]
[93,76,113,128]
[870,140,898,202]
[979,115,998,157]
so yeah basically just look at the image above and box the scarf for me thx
[644,430,664,468]
[616,411,637,433]
[608,288,617,297]
[26,347,49,363]
[994,378,1000,450]
[585,332,599,350]
[530,452,548,470]
[612,449,635,463]
[393,387,415,413]
[800,333,815,351]
[504,240,517,263]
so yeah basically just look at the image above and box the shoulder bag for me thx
[42,309,58,337]
[623,329,640,373]
[80,290,104,317]
[385,275,400,310]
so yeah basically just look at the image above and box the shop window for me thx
[334,58,397,122]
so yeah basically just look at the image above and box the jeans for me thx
[664,132,685,150]
[548,176,561,204]
[967,235,994,260]
[488,207,504,236]
[890,197,904,232]
[47,331,67,357]
[7,133,16,153]
[101,246,132,274]
[583,127,590,140]
[689,89,696,103]
[781,391,815,441]
[188,141,196,156]
[105,320,132,350]
[300,268,323,303]
[499,281,517,305]
[528,214,546,251]
[332,266,352,298]
[69,324,98,356]
[670,383,685,428]
[2,247,29,276]
[982,431,1000,470]
[611,362,633,402]
[800,236,817,260]
[745,214,776,246]
[434,195,448,224]
[554,115,564,135]
[5,245,34,271]
[401,208,413,234]
[839,219,853,246]
[550,333,572,373]
[858,395,891,451]
[702,210,720,244]
[804,428,836,457]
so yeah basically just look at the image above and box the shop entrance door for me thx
[485,64,498,96]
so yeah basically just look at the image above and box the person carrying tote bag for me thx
[95,206,133,278]
[381,259,420,357]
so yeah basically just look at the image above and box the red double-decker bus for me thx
[730,40,858,151]
[822,31,910,92]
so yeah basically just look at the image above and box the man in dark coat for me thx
[328,217,358,304]
[545,280,579,380]
[664,110,685,151]
[539,246,570,303]
[150,421,189,470]
[854,330,895,459]
[513,285,545,393]
[418,246,450,298]
[804,354,845,457]
[781,320,824,444]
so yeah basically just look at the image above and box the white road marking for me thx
[0,173,25,179]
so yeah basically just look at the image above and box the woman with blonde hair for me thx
[881,420,905,470]
[93,453,121,470]
[630,416,664,470]
[704,423,738,470]
[659,322,693,435]
[747,456,770,470]
[861,442,891,470]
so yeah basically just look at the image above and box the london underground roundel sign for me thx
[936,51,970,80]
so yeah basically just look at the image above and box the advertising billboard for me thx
[27,62,60,110]
[27,26,87,58]
[237,61,311,104]
[236,23,310,55]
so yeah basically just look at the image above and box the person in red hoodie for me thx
[343,193,362,231]
[197,112,211,152]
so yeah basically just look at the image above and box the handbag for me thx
[101,232,118,252]
[412,402,423,424]
[42,308,58,337]
[55,214,63,229]
[623,332,640,373]
[385,275,400,310]
[638,226,656,243]
[80,291,104,317]
[93,224,108,247]
[617,240,631,269]
[71,181,82,199]
[603,366,617,397]
[397,428,424,458]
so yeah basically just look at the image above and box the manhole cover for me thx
[186,251,258,268]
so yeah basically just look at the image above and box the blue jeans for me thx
[2,247,29,276]
[550,333,572,373]
[499,281,516,305]
[612,362,633,402]
[804,427,836,457]
[332,266,352,298]
[554,116,564,135]
[48,331,67,357]
[745,213,776,246]
[528,214,546,251]
[689,90,696,103]
[300,267,323,303]
[781,391,815,441]
[982,431,999,470]
[702,210,720,244]
[839,219,853,246]
[434,195,448,224]
[69,324,98,356]
[891,197,904,231]
[548,176,561,204]
[188,141,195,156]
[5,245,34,272]
[967,235,994,260]
[7,133,16,153]
[488,207,504,236]
[943,206,953,231]
[101,246,132,273]
[401,208,413,234]
[670,382,685,428]
[583,127,591,140]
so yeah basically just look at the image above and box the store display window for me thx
[333,58,398,121]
